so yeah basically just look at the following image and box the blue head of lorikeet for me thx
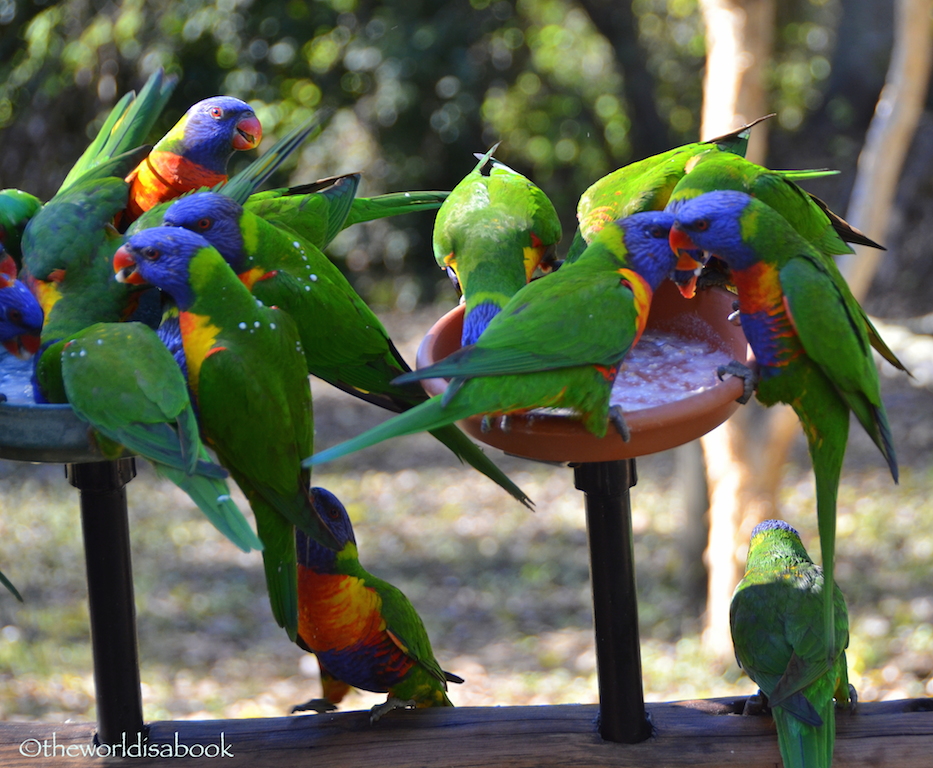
[113,226,207,309]
[296,487,356,575]
[162,192,247,271]
[164,96,262,173]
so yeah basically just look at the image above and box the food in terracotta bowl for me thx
[415,281,752,463]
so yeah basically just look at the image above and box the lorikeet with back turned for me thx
[563,116,775,264]
[669,190,898,663]
[35,321,262,554]
[114,226,340,640]
[664,151,905,375]
[303,210,679,468]
[0,251,43,361]
[731,519,853,768]
[434,145,562,346]
[158,191,532,508]
[291,487,462,722]
[120,95,261,227]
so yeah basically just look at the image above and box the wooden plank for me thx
[0,698,930,767]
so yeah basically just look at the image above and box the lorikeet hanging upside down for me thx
[291,487,462,722]
[113,226,338,641]
[731,520,854,768]
[120,95,261,226]
[664,151,905,376]
[562,116,773,264]
[159,191,533,509]
[0,251,42,360]
[303,210,679,469]
[434,144,562,346]
[35,322,261,554]
[668,190,898,665]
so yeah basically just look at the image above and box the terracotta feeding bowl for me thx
[415,281,751,463]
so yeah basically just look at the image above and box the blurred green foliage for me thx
[0,0,888,306]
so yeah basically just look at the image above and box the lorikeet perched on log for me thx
[669,190,897,663]
[35,322,261,554]
[121,95,261,226]
[303,210,679,468]
[292,487,462,722]
[114,226,338,640]
[731,519,853,768]
[434,145,561,346]
[159,191,532,508]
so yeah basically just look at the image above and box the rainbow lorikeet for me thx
[303,210,679,468]
[35,322,261,554]
[664,152,904,375]
[731,519,853,768]
[113,226,338,640]
[668,190,898,661]
[562,117,775,264]
[158,191,532,508]
[434,145,562,346]
[0,250,43,361]
[20,70,178,361]
[120,95,262,226]
[291,487,462,722]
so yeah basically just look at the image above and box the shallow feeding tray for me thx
[415,281,751,463]
[0,350,124,463]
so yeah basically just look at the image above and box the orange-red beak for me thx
[669,226,706,299]
[232,114,262,150]
[3,333,40,360]
[113,245,146,285]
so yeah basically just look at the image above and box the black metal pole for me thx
[68,458,145,745]
[574,458,652,743]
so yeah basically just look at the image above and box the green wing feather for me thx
[779,255,897,480]
[58,68,177,193]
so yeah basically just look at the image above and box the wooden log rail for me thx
[1,698,930,767]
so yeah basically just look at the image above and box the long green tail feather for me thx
[157,464,263,553]
[773,699,835,768]
[305,396,476,468]
[343,190,449,229]
[429,423,533,509]
[251,499,299,641]
[0,568,23,602]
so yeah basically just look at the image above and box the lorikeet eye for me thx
[6,308,21,324]
[196,218,213,232]
[692,219,709,232]
[647,225,667,239]
[209,106,224,119]
[141,246,160,261]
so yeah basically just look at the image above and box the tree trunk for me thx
[836,0,933,300]
[696,0,932,660]
[695,0,777,660]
